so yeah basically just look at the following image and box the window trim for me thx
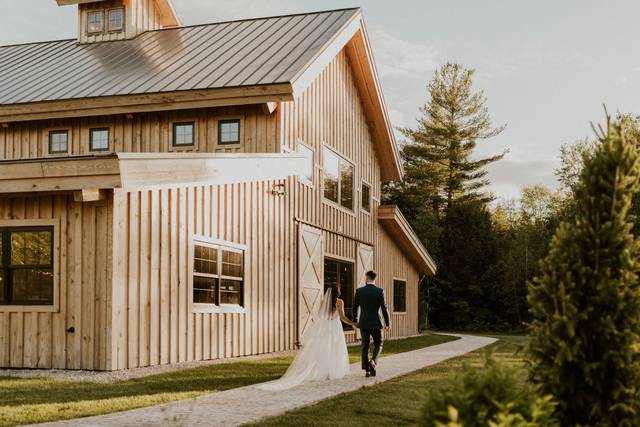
[322,145,355,215]
[0,219,59,313]
[392,277,407,314]
[299,141,315,187]
[361,180,372,214]
[217,118,242,145]
[106,7,125,33]
[172,121,196,148]
[190,235,247,314]
[87,10,104,35]
[48,129,70,155]
[89,127,111,152]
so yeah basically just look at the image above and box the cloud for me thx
[368,28,439,80]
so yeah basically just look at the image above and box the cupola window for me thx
[87,10,104,34]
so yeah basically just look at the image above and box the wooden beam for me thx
[0,84,294,123]
[73,188,107,202]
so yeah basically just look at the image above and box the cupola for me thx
[56,0,181,44]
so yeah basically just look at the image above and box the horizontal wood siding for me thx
[0,105,278,161]
[110,179,296,369]
[0,194,112,370]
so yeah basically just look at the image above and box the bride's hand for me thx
[351,323,358,331]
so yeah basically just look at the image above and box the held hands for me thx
[384,325,391,332]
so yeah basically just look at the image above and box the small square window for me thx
[173,122,195,146]
[89,128,110,151]
[108,8,124,32]
[49,130,69,154]
[361,182,371,213]
[87,11,104,34]
[218,119,240,145]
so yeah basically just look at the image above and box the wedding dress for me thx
[258,289,350,390]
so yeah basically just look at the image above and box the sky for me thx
[2,0,639,202]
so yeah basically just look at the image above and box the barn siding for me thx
[0,194,112,370]
[0,105,278,161]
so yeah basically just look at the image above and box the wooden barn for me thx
[0,0,436,370]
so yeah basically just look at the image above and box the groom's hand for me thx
[384,325,391,332]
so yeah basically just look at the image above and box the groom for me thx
[353,270,390,377]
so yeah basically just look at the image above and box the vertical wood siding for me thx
[281,50,421,341]
[0,194,112,370]
[110,179,297,369]
[0,105,278,161]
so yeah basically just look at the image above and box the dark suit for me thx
[354,283,390,370]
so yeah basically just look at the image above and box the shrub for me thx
[528,116,640,426]
[420,355,557,427]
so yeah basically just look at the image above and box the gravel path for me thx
[32,334,497,427]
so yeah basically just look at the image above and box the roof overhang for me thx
[0,152,306,193]
[0,84,293,123]
[378,205,437,275]
[290,10,403,182]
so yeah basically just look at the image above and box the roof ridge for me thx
[0,7,360,49]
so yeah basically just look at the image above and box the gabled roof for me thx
[378,205,437,275]
[0,8,358,105]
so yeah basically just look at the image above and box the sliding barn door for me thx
[356,243,374,288]
[297,224,324,345]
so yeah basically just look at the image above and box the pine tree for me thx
[527,116,640,426]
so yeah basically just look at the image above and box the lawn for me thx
[0,333,457,426]
[252,334,529,427]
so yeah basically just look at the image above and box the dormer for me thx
[56,0,181,44]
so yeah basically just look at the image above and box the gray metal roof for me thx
[0,8,359,105]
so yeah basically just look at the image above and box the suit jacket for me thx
[353,283,390,330]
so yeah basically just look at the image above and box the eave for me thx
[378,205,437,275]
[0,84,293,123]
[0,152,306,193]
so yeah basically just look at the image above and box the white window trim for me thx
[299,141,315,188]
[322,145,356,216]
[87,10,104,35]
[0,219,60,313]
[190,236,247,314]
[106,7,125,33]
[392,277,407,315]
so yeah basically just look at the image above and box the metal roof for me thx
[0,8,359,105]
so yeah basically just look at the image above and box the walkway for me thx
[35,334,497,427]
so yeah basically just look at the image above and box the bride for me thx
[258,287,357,390]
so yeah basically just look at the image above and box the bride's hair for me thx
[330,286,341,312]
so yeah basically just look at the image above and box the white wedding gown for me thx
[258,289,350,390]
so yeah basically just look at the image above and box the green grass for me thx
[0,333,456,426]
[252,335,529,427]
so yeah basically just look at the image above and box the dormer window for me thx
[108,8,124,32]
[87,10,104,34]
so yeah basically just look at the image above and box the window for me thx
[89,128,109,151]
[107,8,124,32]
[393,280,406,313]
[323,147,354,210]
[193,241,244,307]
[49,130,69,154]
[173,122,195,147]
[299,143,314,184]
[361,182,371,213]
[324,258,354,329]
[87,10,104,34]
[218,119,241,145]
[0,227,54,306]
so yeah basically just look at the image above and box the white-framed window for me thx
[173,122,195,147]
[323,146,354,210]
[87,10,104,34]
[361,182,371,213]
[107,8,124,32]
[193,239,244,308]
[89,128,110,151]
[49,130,69,154]
[299,143,314,185]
